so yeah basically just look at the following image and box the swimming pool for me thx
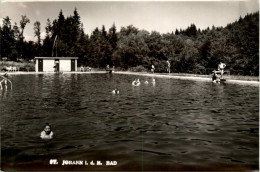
[0,73,259,171]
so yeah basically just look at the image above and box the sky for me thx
[0,0,259,42]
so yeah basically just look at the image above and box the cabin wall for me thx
[59,60,71,72]
[43,59,55,72]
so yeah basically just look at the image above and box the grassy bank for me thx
[122,66,259,81]
[165,73,259,81]
[122,68,259,82]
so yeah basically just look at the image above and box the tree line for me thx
[0,9,259,76]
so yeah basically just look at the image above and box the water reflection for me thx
[0,74,258,171]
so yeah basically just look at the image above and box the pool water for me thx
[0,73,259,171]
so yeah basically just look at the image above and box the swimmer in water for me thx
[151,78,156,86]
[132,79,141,86]
[144,81,149,84]
[40,123,53,139]
[112,88,119,94]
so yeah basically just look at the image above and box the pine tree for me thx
[108,23,118,50]
[42,18,52,56]
[175,29,179,35]
[102,25,107,39]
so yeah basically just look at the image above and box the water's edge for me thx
[2,71,259,86]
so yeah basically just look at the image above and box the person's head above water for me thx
[112,88,119,94]
[43,123,52,135]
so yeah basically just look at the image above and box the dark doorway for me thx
[55,59,60,72]
[38,59,43,72]
[71,59,75,71]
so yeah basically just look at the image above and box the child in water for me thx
[40,123,53,139]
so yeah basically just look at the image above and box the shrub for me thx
[128,65,148,72]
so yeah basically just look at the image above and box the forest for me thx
[0,9,259,75]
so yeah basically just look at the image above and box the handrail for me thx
[0,75,12,90]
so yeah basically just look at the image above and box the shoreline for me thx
[115,71,259,86]
[1,71,259,86]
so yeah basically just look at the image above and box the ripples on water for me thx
[0,74,258,171]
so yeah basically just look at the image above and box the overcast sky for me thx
[0,0,258,41]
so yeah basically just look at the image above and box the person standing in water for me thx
[166,60,170,74]
[80,65,84,72]
[218,62,226,79]
[151,65,155,73]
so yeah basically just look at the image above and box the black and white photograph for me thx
[0,0,259,171]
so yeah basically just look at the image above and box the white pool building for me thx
[35,57,78,72]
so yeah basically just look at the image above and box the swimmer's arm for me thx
[50,131,53,138]
[40,131,45,138]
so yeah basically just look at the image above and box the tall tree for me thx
[58,10,65,26]
[1,16,15,59]
[19,15,30,42]
[175,29,179,35]
[73,8,80,28]
[108,23,118,50]
[34,21,41,45]
[13,22,20,40]
[120,25,139,37]
[45,18,52,38]
[71,8,81,43]
[102,25,107,39]
[42,18,53,56]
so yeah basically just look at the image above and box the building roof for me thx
[35,57,78,60]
